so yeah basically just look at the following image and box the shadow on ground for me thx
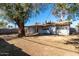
[64,38,79,53]
[0,38,30,56]
[26,33,58,37]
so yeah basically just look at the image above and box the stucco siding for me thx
[57,26,70,35]
[57,29,69,35]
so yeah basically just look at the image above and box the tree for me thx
[0,15,8,28]
[52,3,68,21]
[0,21,7,28]
[52,3,78,22]
[0,3,43,37]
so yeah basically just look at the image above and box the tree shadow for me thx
[0,38,30,56]
[64,39,79,45]
[64,38,79,53]
[26,33,57,37]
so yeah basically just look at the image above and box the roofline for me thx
[25,21,71,27]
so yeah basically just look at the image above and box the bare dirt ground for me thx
[1,34,79,56]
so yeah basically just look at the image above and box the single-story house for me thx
[76,25,79,34]
[25,21,71,35]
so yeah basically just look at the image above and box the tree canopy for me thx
[52,3,79,21]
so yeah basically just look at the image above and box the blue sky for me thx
[25,4,79,28]
[25,4,57,26]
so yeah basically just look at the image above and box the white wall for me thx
[27,27,36,34]
[57,29,69,35]
[38,29,50,34]
[57,26,70,35]
[48,26,56,34]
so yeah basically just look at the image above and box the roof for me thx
[26,21,71,28]
[54,21,71,26]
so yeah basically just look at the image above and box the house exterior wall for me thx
[27,27,36,34]
[57,29,69,35]
[56,26,70,35]
[26,26,70,35]
[38,29,50,34]
[76,27,79,34]
[26,22,70,35]
[48,26,56,34]
[48,26,70,35]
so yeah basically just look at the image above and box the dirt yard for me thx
[1,35,79,56]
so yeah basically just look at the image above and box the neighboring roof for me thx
[26,21,71,28]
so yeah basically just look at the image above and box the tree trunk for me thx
[17,21,25,37]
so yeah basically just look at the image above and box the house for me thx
[54,21,71,35]
[76,25,79,34]
[70,27,77,34]
[26,21,71,35]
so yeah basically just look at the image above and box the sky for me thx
[25,4,79,28]
[0,4,79,28]
[25,4,58,26]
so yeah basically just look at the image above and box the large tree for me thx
[0,3,43,37]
